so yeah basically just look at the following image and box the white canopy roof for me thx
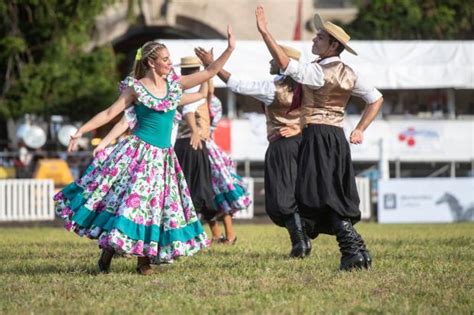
[161,40,474,89]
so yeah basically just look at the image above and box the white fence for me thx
[0,179,55,221]
[0,177,369,222]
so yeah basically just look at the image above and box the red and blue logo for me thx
[398,127,440,147]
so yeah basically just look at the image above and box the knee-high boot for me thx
[330,213,365,271]
[353,230,372,269]
[284,213,308,258]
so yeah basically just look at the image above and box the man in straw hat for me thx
[256,5,383,271]
[195,44,311,258]
[174,56,219,229]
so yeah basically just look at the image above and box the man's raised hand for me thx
[194,47,214,67]
[256,5,269,35]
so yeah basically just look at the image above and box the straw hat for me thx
[313,14,357,55]
[179,56,202,68]
[279,45,301,60]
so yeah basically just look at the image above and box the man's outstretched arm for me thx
[255,5,289,71]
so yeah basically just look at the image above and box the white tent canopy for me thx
[161,40,474,90]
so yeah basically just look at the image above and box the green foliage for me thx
[0,223,473,313]
[0,0,118,120]
[346,0,473,40]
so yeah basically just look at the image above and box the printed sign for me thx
[378,178,474,223]
[230,117,474,162]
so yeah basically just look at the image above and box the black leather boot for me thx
[354,230,372,269]
[285,213,307,258]
[331,214,365,271]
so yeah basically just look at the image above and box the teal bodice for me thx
[132,104,176,148]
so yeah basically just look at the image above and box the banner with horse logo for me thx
[378,178,474,223]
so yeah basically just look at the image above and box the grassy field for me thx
[0,223,472,314]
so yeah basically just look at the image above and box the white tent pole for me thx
[227,90,236,118]
[447,88,456,119]
[379,138,390,180]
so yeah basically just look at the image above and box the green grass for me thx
[0,223,473,314]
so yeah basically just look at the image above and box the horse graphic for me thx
[436,192,474,222]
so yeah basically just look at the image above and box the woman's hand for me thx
[194,47,214,67]
[67,131,83,153]
[92,143,106,157]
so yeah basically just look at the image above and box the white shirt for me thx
[182,85,206,115]
[283,56,382,104]
[226,75,286,106]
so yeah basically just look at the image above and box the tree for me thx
[0,0,118,121]
[345,0,473,40]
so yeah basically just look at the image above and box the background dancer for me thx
[174,56,221,243]
[203,79,252,245]
[196,45,309,257]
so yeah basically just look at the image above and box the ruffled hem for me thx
[205,140,252,216]
[213,176,252,216]
[98,230,208,264]
[54,183,209,262]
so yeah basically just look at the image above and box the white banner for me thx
[378,178,474,223]
[163,40,474,89]
[230,117,474,162]
[231,115,268,160]
[344,117,389,161]
[387,120,474,161]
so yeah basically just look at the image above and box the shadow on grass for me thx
[1,263,101,275]
[203,247,292,261]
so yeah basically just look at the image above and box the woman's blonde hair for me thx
[132,40,167,79]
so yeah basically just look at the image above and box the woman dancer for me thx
[204,79,251,244]
[54,26,235,275]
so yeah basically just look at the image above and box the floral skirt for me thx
[54,135,209,263]
[205,139,252,217]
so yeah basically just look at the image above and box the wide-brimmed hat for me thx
[313,14,357,55]
[179,56,202,68]
[279,45,301,60]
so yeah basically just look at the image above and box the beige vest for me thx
[265,81,300,142]
[301,61,356,128]
[177,102,211,140]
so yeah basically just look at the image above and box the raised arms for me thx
[179,25,235,90]
[255,5,290,71]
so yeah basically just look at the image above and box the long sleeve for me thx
[282,59,325,89]
[226,76,276,106]
[351,73,383,104]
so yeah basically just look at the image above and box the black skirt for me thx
[264,135,302,227]
[296,124,360,237]
[174,138,217,222]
